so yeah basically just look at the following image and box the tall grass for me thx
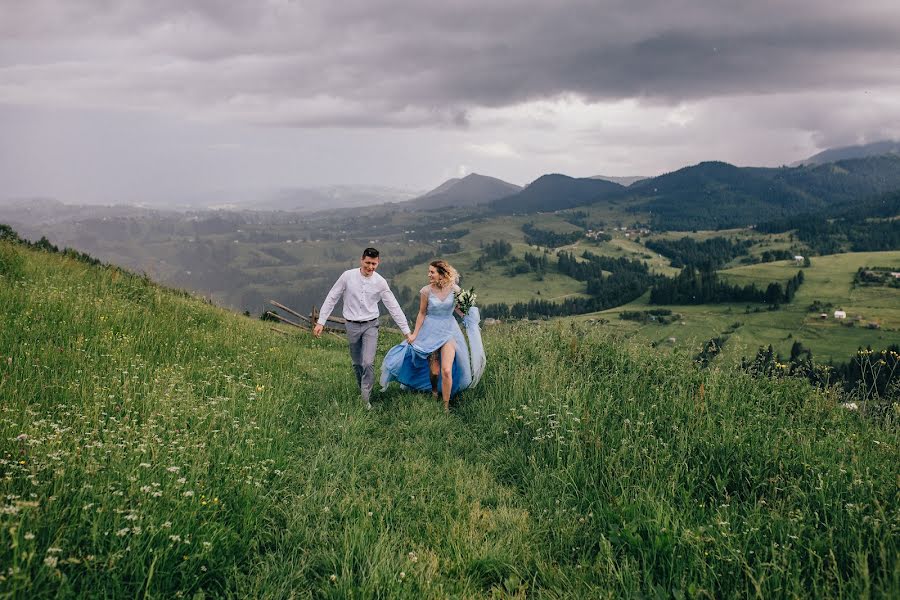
[1,242,897,598]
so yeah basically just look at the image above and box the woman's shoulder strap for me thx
[420,285,431,295]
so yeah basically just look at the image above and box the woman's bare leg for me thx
[440,341,456,411]
[429,352,440,397]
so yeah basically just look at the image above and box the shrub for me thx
[0,241,25,281]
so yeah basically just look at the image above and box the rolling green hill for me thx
[586,251,900,363]
[2,226,898,597]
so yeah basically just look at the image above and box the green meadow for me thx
[588,251,900,363]
[1,241,898,598]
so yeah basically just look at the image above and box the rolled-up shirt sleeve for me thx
[380,285,411,334]
[317,272,347,326]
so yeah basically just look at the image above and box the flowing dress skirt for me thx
[380,307,485,396]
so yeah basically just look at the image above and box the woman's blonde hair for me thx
[430,259,459,289]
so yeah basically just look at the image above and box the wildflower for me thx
[43,556,58,568]
[183,491,194,497]
[16,434,27,442]
[139,463,151,468]
[408,551,418,563]
[166,466,180,473]
[329,574,337,583]
[116,528,130,537]
[841,402,859,411]
[162,521,172,529]
[399,571,406,581]
[169,535,182,543]
[177,477,187,484]
[24,532,35,540]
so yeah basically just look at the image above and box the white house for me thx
[834,310,847,319]
[793,255,805,264]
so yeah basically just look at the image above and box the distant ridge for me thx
[491,174,624,213]
[628,155,900,229]
[794,139,900,166]
[590,174,648,186]
[254,185,419,212]
[405,173,522,210]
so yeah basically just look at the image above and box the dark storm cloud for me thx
[2,0,899,126]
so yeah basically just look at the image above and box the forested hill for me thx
[628,155,900,230]
[490,173,624,213]
[484,154,900,231]
[1,234,897,597]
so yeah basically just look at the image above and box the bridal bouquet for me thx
[455,287,477,315]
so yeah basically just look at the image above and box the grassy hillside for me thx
[586,251,900,363]
[1,241,898,598]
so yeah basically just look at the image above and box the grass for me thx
[1,241,898,598]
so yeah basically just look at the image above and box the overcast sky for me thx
[2,0,900,205]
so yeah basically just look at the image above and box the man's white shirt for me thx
[317,268,411,334]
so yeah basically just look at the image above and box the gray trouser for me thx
[346,319,379,403]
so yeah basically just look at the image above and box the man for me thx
[313,247,414,409]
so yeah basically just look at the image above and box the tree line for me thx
[481,251,656,319]
[522,223,583,248]
[649,266,804,305]
[644,236,751,269]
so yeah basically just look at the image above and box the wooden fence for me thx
[265,300,401,337]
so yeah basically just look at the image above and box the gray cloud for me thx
[2,0,899,127]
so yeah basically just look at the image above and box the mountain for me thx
[590,174,648,186]
[490,174,624,213]
[252,185,419,212]
[626,161,811,229]
[794,139,900,166]
[404,173,522,210]
[618,155,900,230]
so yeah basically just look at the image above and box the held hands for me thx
[406,333,416,344]
[312,324,324,338]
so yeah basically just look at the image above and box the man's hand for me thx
[406,333,415,344]
[313,324,324,338]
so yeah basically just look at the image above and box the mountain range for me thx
[794,139,900,166]
[482,154,900,230]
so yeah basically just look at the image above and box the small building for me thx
[834,310,847,319]
[819,313,828,319]
[793,255,804,264]
[892,272,900,279]
[483,318,500,327]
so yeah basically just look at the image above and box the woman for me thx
[380,259,485,411]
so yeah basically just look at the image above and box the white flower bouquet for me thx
[455,287,477,315]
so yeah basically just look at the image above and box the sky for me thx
[2,0,900,205]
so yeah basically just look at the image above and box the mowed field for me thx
[582,251,900,363]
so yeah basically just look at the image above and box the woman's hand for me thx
[406,333,416,344]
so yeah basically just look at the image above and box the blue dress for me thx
[380,285,485,396]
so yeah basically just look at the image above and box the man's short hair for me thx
[362,247,380,259]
